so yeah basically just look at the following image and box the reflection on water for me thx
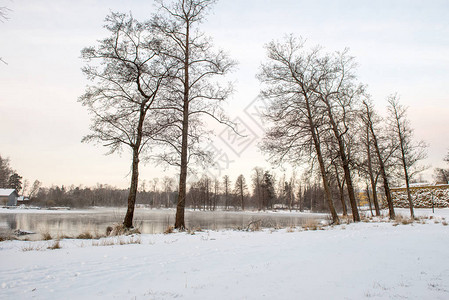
[0,208,325,239]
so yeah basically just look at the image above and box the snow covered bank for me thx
[0,210,448,299]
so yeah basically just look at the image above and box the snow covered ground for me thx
[0,209,448,299]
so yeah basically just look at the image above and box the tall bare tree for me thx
[312,49,363,221]
[361,100,396,219]
[251,167,264,211]
[80,13,172,228]
[28,180,42,199]
[258,36,340,223]
[223,175,231,210]
[234,174,248,210]
[357,100,382,216]
[151,0,236,229]
[162,176,175,207]
[387,95,427,219]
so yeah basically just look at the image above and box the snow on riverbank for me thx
[0,209,448,299]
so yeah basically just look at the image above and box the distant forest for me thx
[27,173,342,214]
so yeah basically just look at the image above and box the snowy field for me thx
[0,209,448,299]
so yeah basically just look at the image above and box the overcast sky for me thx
[1,0,448,189]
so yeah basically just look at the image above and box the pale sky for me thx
[1,0,448,189]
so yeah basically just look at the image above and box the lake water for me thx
[0,207,327,240]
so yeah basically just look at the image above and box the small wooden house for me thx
[17,196,30,204]
[0,189,19,206]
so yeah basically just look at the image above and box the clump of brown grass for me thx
[48,240,61,250]
[302,219,321,231]
[360,215,374,223]
[109,223,140,236]
[92,235,141,247]
[41,232,52,240]
[22,244,44,251]
[119,235,141,245]
[164,226,174,234]
[77,231,94,239]
[394,215,413,225]
[187,227,202,235]
[57,234,73,240]
[247,219,262,231]
[339,215,353,225]
[92,239,115,247]
[286,226,295,233]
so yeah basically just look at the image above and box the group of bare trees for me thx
[259,36,427,223]
[80,2,433,228]
[80,0,235,229]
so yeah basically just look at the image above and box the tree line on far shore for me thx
[2,147,448,216]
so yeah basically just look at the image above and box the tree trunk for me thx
[123,102,146,229]
[366,184,374,217]
[174,103,189,229]
[313,132,339,223]
[402,153,415,219]
[123,147,140,228]
[334,164,348,216]
[326,107,359,222]
[366,126,381,216]
[175,20,190,230]
[370,125,395,219]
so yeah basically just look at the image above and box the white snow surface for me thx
[1,209,448,299]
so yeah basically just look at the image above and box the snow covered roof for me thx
[0,189,17,196]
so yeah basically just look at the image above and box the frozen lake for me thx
[0,207,327,239]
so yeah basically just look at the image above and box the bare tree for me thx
[361,100,396,219]
[258,36,339,223]
[234,174,248,210]
[151,0,236,229]
[330,160,348,216]
[22,179,30,196]
[223,175,231,210]
[251,167,264,210]
[162,176,175,207]
[357,100,382,216]
[79,13,172,228]
[387,95,428,218]
[312,49,363,221]
[151,178,160,207]
[212,177,219,210]
[28,180,42,199]
[288,172,297,211]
